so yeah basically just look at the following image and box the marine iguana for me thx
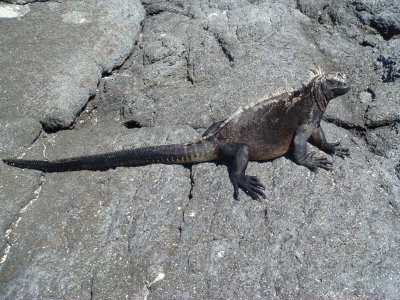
[3,70,350,201]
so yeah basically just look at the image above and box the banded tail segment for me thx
[2,140,217,172]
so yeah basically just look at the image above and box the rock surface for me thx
[1,0,399,298]
[0,0,145,129]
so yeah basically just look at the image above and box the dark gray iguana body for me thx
[3,71,350,200]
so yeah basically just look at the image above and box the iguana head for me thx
[309,71,350,110]
[319,72,350,99]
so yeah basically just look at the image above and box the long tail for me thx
[2,140,217,172]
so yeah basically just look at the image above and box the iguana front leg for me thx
[311,126,350,158]
[292,123,333,172]
[219,142,266,201]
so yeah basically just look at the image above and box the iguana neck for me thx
[309,81,328,111]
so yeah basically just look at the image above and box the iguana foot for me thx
[297,151,333,172]
[326,142,350,159]
[234,174,266,201]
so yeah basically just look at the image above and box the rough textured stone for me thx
[0,0,399,298]
[372,12,400,39]
[365,83,400,127]
[0,118,42,155]
[0,0,145,130]
[1,122,198,298]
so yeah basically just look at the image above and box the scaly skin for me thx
[3,71,351,201]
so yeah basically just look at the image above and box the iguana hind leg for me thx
[219,142,266,201]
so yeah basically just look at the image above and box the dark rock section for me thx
[0,0,50,3]
[371,11,400,40]
[375,40,400,82]
[297,0,400,40]
[0,0,399,298]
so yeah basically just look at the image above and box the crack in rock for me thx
[90,273,95,300]
[185,28,195,85]
[203,26,235,66]
[179,165,195,240]
[0,174,45,268]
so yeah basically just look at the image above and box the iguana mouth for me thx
[335,85,350,95]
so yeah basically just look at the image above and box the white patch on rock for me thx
[0,4,30,18]
[62,11,89,24]
[143,272,166,300]
[152,272,165,284]
[217,250,225,258]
